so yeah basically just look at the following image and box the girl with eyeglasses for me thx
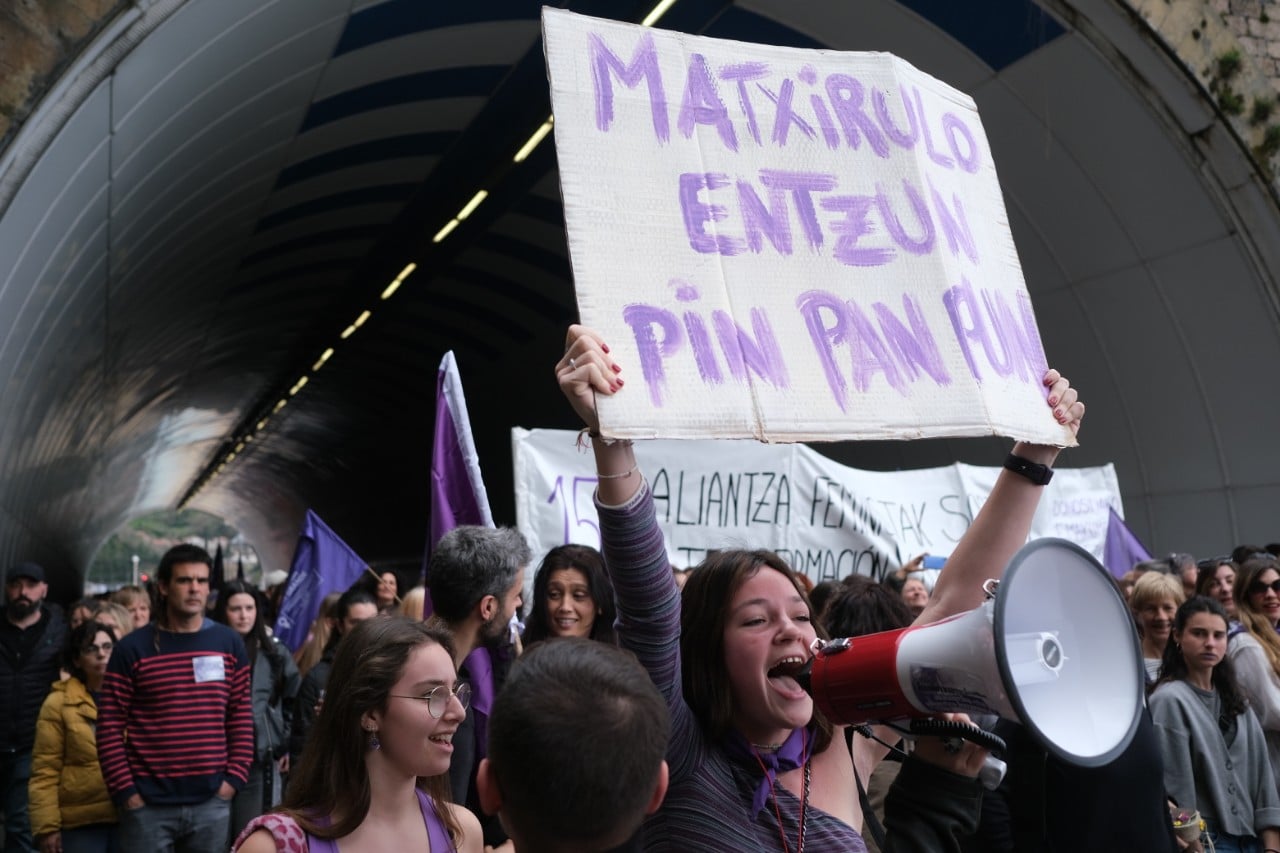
[29,620,120,853]
[234,616,480,853]
[1227,554,1280,800]
[1151,596,1280,853]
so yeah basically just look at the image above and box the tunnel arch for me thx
[2,0,1279,599]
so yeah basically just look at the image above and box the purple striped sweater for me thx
[598,483,868,852]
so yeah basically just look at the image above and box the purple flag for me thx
[1103,507,1151,579]
[426,352,499,758]
[424,352,495,617]
[430,351,495,549]
[274,510,368,652]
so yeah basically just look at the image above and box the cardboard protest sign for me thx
[513,428,1120,596]
[543,9,1072,446]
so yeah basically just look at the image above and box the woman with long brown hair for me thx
[234,617,481,853]
[1228,553,1280,796]
[556,324,1085,851]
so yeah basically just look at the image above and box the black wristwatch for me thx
[1003,453,1054,485]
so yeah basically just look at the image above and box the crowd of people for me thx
[0,324,1276,852]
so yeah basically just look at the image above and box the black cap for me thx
[6,562,45,584]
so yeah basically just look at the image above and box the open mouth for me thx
[767,656,808,692]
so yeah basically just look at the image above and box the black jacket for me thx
[0,605,67,751]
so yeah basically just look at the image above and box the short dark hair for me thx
[156,544,212,583]
[807,580,841,624]
[326,588,378,653]
[64,620,118,680]
[427,526,530,623]
[522,544,617,645]
[822,575,913,638]
[488,638,669,850]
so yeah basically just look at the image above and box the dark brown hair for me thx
[679,549,832,754]
[281,616,465,844]
[522,544,618,646]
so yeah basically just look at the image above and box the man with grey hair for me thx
[427,525,530,853]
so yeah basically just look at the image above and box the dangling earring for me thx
[365,727,381,751]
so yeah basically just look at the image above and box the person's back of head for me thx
[822,574,913,638]
[426,526,530,625]
[397,585,427,620]
[478,638,670,852]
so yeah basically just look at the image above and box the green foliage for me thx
[1216,49,1243,82]
[1219,89,1246,116]
[129,509,235,541]
[1252,97,1276,125]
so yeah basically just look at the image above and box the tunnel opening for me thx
[85,509,262,595]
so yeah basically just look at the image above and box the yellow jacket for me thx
[29,676,117,836]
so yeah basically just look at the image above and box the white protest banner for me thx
[543,9,1072,447]
[513,428,1121,595]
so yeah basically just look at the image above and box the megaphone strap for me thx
[906,718,1008,754]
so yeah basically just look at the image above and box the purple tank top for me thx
[306,789,454,852]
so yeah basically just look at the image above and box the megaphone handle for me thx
[978,755,1007,791]
[907,718,1008,754]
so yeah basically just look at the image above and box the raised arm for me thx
[556,325,640,505]
[917,369,1084,625]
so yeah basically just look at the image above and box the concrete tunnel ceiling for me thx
[2,0,1279,599]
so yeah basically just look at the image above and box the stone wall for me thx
[1216,0,1280,87]
[1130,0,1280,173]
[0,0,128,148]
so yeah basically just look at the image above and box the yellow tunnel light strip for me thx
[457,190,488,221]
[290,376,309,396]
[274,399,288,412]
[382,262,417,300]
[513,117,554,163]
[642,0,678,26]
[312,348,334,371]
[433,219,460,243]
[353,310,371,329]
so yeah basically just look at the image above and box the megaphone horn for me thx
[801,538,1144,768]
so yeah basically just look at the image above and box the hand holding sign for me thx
[556,324,623,435]
[557,324,641,507]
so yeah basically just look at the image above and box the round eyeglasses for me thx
[389,682,472,718]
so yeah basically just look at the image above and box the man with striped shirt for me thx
[98,544,253,853]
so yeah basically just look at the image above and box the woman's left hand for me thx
[1042,368,1085,439]
[910,714,990,779]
